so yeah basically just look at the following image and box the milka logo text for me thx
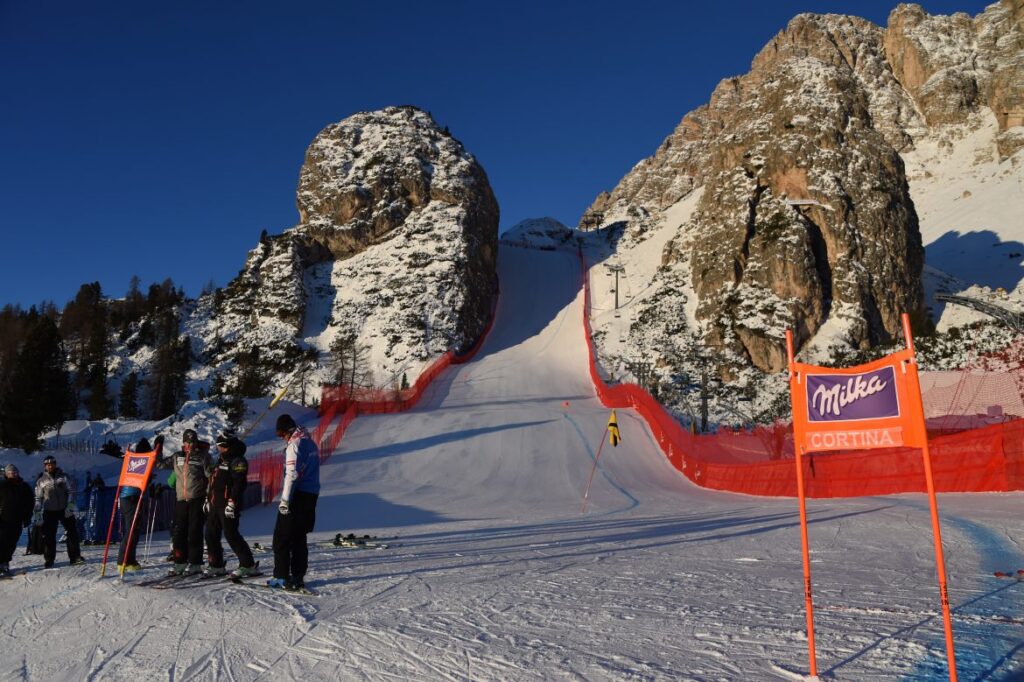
[127,457,147,474]
[811,374,888,418]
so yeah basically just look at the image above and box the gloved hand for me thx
[202,500,210,515]
[224,501,236,519]
[65,503,76,518]
[32,510,42,527]
[278,500,290,515]
[154,434,165,448]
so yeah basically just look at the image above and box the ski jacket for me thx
[208,438,249,508]
[35,467,75,511]
[281,426,320,503]
[0,477,34,525]
[166,444,212,502]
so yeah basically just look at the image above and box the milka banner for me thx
[789,348,927,453]
[117,450,157,490]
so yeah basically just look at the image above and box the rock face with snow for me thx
[209,106,499,388]
[581,1,1023,373]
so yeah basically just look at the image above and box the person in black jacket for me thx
[203,432,257,578]
[0,464,34,576]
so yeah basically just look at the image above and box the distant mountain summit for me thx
[581,1,1023,373]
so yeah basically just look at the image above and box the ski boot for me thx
[231,563,260,579]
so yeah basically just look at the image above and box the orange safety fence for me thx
[247,293,499,504]
[578,248,1024,497]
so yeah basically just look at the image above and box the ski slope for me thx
[1,246,1022,681]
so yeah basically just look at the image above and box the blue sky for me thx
[0,0,990,308]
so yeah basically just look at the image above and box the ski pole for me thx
[581,425,611,513]
[143,495,157,564]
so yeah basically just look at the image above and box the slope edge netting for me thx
[578,249,1024,498]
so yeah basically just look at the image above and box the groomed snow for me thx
[0,246,1021,680]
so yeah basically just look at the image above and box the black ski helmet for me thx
[182,429,198,445]
[275,414,296,436]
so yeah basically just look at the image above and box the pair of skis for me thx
[252,533,395,553]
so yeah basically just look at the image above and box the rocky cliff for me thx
[581,1,1022,374]
[199,106,499,393]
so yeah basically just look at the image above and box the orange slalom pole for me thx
[118,487,149,578]
[99,484,123,577]
[795,446,818,678]
[902,314,957,681]
[787,330,818,677]
[581,426,610,513]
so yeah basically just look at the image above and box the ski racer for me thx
[203,432,257,578]
[116,437,159,572]
[269,414,320,591]
[165,429,212,575]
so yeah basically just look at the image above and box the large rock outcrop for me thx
[581,2,1023,373]
[208,106,499,387]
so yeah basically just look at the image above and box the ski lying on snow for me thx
[993,569,1023,580]
[133,572,206,588]
[252,534,397,553]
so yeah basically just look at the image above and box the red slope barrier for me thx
[578,249,1024,497]
[247,294,499,503]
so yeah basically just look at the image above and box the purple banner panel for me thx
[127,455,149,474]
[806,366,900,422]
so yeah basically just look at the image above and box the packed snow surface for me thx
[1,246,1021,680]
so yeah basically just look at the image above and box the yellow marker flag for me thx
[608,409,621,447]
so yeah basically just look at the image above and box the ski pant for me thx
[41,509,81,565]
[0,519,23,565]
[117,494,142,566]
[205,505,254,569]
[272,491,317,581]
[172,498,206,566]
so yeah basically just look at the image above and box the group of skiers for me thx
[0,455,85,577]
[0,413,321,591]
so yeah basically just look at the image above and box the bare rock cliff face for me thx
[581,2,1022,372]
[209,106,499,385]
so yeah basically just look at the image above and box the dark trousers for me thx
[272,491,317,581]
[172,498,206,565]
[205,506,254,569]
[117,495,142,565]
[0,519,22,565]
[42,509,81,565]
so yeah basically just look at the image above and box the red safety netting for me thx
[578,248,1024,497]
[246,295,498,504]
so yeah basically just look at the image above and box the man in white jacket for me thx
[268,414,320,591]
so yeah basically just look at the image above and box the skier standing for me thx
[116,437,158,572]
[166,429,212,575]
[0,464,34,576]
[269,414,320,591]
[34,455,84,568]
[203,432,257,578]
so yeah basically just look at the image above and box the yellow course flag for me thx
[608,409,621,447]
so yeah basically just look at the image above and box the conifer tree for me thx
[0,316,70,452]
[118,371,140,419]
